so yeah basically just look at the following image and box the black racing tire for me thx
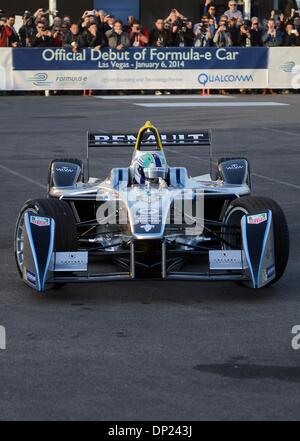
[15,198,78,278]
[223,196,289,286]
[47,157,84,190]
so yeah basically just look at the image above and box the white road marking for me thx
[95,95,235,100]
[262,127,300,137]
[166,148,300,191]
[252,173,300,190]
[0,164,46,189]
[135,102,289,108]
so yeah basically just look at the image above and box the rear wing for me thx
[86,125,212,179]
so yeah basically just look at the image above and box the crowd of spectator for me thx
[1,1,300,50]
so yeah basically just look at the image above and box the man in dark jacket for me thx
[19,13,36,47]
[106,21,130,49]
[149,18,172,47]
[63,23,86,50]
[31,22,53,47]
[250,17,263,46]
[86,23,106,48]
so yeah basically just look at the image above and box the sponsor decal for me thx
[280,61,297,74]
[247,213,268,225]
[198,72,254,87]
[56,166,74,173]
[140,224,155,232]
[54,252,88,272]
[26,270,36,286]
[27,72,53,87]
[262,264,276,283]
[225,163,245,171]
[30,216,51,227]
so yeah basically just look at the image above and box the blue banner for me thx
[13,47,268,71]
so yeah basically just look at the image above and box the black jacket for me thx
[250,29,263,46]
[31,34,53,47]
[149,28,172,47]
[63,31,87,48]
[86,30,106,48]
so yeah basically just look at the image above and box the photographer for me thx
[250,17,263,46]
[106,21,130,50]
[129,21,149,47]
[171,19,194,47]
[239,20,252,47]
[86,23,106,49]
[149,18,172,47]
[283,22,300,45]
[194,19,214,47]
[213,19,232,47]
[63,23,87,51]
[31,21,53,47]
[19,12,36,47]
[228,17,240,46]
[0,15,12,47]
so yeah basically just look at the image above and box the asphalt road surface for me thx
[0,93,299,421]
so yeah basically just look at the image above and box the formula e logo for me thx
[27,72,53,87]
[30,216,51,227]
[247,213,268,225]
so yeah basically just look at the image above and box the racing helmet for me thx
[134,152,168,184]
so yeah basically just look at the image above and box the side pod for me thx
[241,210,276,288]
[22,212,55,292]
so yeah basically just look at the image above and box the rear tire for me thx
[223,196,289,285]
[15,198,77,278]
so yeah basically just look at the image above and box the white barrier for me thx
[0,48,13,90]
[268,47,300,89]
[1,47,300,91]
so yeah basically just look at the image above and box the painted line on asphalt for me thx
[134,102,290,108]
[165,148,300,190]
[95,95,235,100]
[0,164,46,189]
[262,127,300,137]
[252,173,300,190]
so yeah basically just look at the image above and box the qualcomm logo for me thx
[198,73,254,86]
[27,72,53,86]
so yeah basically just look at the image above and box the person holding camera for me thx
[149,18,172,47]
[249,17,263,46]
[106,21,130,50]
[129,21,149,47]
[19,12,36,47]
[284,22,300,45]
[63,23,87,51]
[31,21,53,47]
[86,23,106,49]
[194,19,214,47]
[213,19,232,47]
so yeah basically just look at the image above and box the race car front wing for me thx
[22,210,276,291]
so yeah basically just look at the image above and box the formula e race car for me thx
[15,121,289,292]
